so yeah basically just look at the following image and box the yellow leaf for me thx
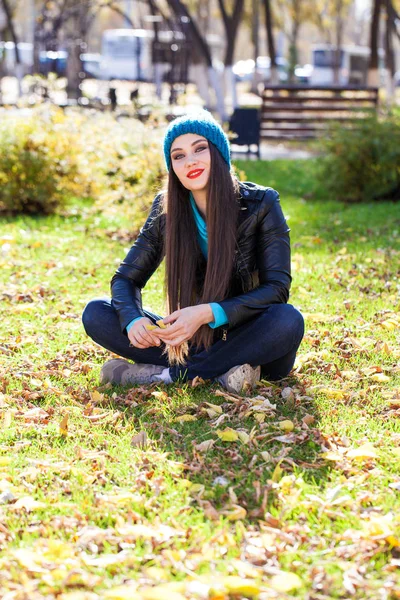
[321,451,344,461]
[320,388,346,400]
[254,413,265,423]
[90,390,104,403]
[204,402,223,415]
[145,324,158,331]
[0,457,11,466]
[270,572,302,592]
[176,414,197,423]
[59,413,69,436]
[142,591,185,600]
[2,411,12,428]
[278,420,294,432]
[238,430,250,444]
[347,443,377,460]
[271,462,283,482]
[370,373,390,383]
[12,496,46,512]
[103,585,138,599]
[222,504,247,521]
[194,439,215,452]
[188,483,205,496]
[220,576,260,596]
[151,391,169,400]
[156,319,167,329]
[216,428,239,442]
[381,319,399,330]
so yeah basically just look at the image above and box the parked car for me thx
[232,56,288,83]
[294,63,313,84]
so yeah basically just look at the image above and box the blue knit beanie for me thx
[163,109,231,171]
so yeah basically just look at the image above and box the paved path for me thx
[231,142,317,161]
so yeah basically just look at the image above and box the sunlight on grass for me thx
[0,159,399,598]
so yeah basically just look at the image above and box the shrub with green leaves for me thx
[0,107,165,217]
[316,114,400,203]
[0,111,89,214]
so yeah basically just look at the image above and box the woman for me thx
[82,110,304,394]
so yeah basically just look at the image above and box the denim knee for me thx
[262,304,304,346]
[82,298,104,336]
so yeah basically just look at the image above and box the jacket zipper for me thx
[222,328,227,341]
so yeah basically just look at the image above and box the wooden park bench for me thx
[260,85,379,141]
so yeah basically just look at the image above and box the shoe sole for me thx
[225,363,261,394]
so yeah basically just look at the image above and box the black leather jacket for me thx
[111,181,291,341]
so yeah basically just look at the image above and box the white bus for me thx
[98,28,186,81]
[310,44,384,86]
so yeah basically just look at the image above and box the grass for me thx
[0,158,399,599]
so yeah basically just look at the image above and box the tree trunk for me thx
[217,0,244,112]
[288,21,299,84]
[1,0,22,96]
[368,0,381,87]
[384,0,396,105]
[167,0,227,120]
[250,0,260,93]
[262,0,278,85]
[333,0,343,85]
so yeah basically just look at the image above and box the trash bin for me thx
[229,108,260,158]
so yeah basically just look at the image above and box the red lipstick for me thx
[187,169,204,179]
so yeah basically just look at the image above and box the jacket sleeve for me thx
[218,189,291,329]
[111,194,165,334]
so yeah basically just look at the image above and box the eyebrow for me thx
[170,138,208,154]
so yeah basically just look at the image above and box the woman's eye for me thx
[196,146,207,152]
[172,154,184,160]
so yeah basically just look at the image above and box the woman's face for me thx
[170,133,211,192]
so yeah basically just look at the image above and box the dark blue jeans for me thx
[82,298,304,382]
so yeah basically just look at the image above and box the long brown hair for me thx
[162,141,240,353]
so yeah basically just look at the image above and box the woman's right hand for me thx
[127,317,162,349]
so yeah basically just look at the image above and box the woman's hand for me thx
[153,304,213,347]
[127,317,162,349]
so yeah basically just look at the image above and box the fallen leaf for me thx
[59,413,69,436]
[220,576,260,596]
[204,402,223,415]
[191,376,206,387]
[347,443,378,460]
[194,439,215,452]
[11,496,46,512]
[270,572,302,592]
[278,420,294,432]
[222,504,247,521]
[216,428,239,442]
[176,414,197,423]
[237,430,250,444]
[370,373,390,383]
[131,431,147,449]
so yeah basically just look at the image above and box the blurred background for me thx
[0,0,399,119]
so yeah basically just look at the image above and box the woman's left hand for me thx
[153,304,213,347]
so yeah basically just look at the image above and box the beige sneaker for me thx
[100,359,165,385]
[216,364,261,394]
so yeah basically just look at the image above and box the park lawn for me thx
[0,158,399,599]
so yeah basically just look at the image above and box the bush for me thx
[0,110,90,214]
[316,114,400,203]
[0,107,166,217]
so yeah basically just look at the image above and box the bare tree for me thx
[262,0,278,84]
[166,0,227,119]
[0,0,22,94]
[368,0,382,87]
[384,0,396,103]
[216,0,244,109]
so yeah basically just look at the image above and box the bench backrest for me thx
[261,85,379,141]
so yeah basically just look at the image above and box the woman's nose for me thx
[185,153,198,166]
